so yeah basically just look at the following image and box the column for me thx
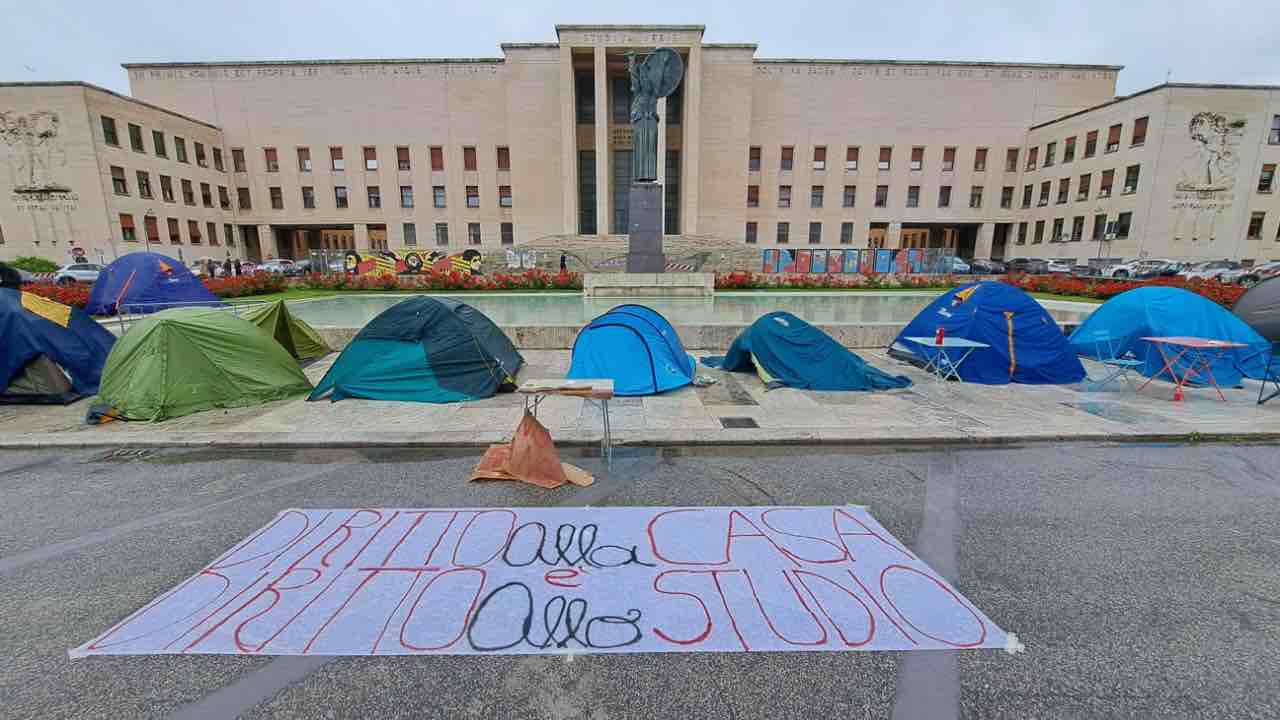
[974,222,994,260]
[593,47,609,236]
[257,224,273,259]
[354,223,370,251]
[680,43,701,234]
[559,44,578,233]
[656,97,667,235]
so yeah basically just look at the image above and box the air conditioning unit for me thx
[1124,185,1135,193]
[1099,190,1111,198]
[1104,232,1117,240]
[1038,200,1048,207]
[813,161,825,171]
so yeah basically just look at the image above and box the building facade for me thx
[2,24,1279,268]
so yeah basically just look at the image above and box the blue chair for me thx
[1259,342,1280,405]
[1084,330,1143,391]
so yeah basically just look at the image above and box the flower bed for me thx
[19,282,91,309]
[203,273,289,298]
[296,268,582,292]
[1002,273,1245,307]
[715,271,959,291]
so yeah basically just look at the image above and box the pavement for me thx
[1,443,1278,718]
[1,350,1279,450]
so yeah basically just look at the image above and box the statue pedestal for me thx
[627,182,665,273]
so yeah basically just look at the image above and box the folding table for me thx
[1137,336,1247,402]
[517,378,615,465]
[903,336,990,382]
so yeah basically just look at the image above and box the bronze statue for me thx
[626,48,684,182]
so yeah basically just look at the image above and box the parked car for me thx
[1046,260,1074,274]
[968,259,1007,274]
[1228,260,1280,287]
[1179,260,1241,282]
[54,263,103,285]
[1005,258,1051,274]
[1132,261,1186,280]
[937,256,971,273]
[259,259,296,275]
[1100,258,1175,279]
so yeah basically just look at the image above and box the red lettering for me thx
[452,510,516,568]
[544,569,583,588]
[646,509,729,566]
[399,569,487,652]
[759,509,849,564]
[726,510,800,567]
[878,565,987,648]
[741,569,828,646]
[790,570,875,647]
[832,509,914,562]
[650,570,714,645]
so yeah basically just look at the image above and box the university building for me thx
[2,24,1280,269]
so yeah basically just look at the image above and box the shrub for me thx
[9,256,59,273]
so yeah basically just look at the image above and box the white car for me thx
[259,259,296,274]
[54,263,103,285]
[1046,260,1074,274]
[1179,260,1241,282]
[1101,258,1175,279]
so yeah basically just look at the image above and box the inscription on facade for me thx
[131,63,501,83]
[753,64,1115,82]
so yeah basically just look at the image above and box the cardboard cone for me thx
[503,412,570,489]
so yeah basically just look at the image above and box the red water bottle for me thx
[935,326,945,345]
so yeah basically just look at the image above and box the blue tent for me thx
[567,304,695,395]
[1,288,116,403]
[890,282,1085,385]
[704,312,912,391]
[86,252,221,316]
[1068,286,1268,386]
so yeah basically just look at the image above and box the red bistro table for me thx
[1138,336,1248,401]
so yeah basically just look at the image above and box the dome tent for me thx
[891,282,1085,385]
[86,251,221,316]
[309,296,523,403]
[0,288,116,404]
[239,300,331,361]
[1232,276,1280,343]
[567,304,695,396]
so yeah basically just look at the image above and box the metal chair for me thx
[1085,330,1143,391]
[1259,342,1280,405]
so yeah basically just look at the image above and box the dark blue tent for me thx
[890,282,1085,385]
[704,312,912,391]
[567,304,695,395]
[1068,286,1268,386]
[86,252,221,316]
[1,288,116,403]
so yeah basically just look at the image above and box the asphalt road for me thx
[1,442,1278,719]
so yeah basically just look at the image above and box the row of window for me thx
[1026,117,1148,172]
[1019,166,1142,208]
[100,116,223,171]
[232,145,510,175]
[110,165,229,208]
[403,222,516,246]
[119,213,235,247]
[1013,214,1132,245]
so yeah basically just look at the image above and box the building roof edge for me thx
[0,80,220,130]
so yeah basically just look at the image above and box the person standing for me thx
[559,252,567,273]
[234,258,243,276]
[223,257,233,278]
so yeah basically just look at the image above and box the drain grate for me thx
[719,416,759,429]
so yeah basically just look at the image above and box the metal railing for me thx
[110,299,272,334]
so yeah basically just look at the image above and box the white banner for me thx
[71,506,1009,657]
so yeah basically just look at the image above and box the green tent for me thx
[239,300,330,360]
[97,308,313,421]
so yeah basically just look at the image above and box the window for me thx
[1123,165,1140,194]
[298,147,312,172]
[1078,173,1092,201]
[188,220,202,245]
[747,185,760,207]
[194,142,206,167]
[468,222,481,245]
[1005,147,1019,173]
[1038,181,1050,206]
[1248,212,1265,239]
[1068,216,1083,243]
[1051,218,1064,243]
[878,146,891,171]
[101,116,118,146]
[575,71,594,124]
[906,185,920,207]
[232,147,245,172]
[812,146,826,171]
[269,186,283,209]
[153,130,166,157]
[466,186,480,208]
[776,222,790,244]
[224,224,235,247]
[969,186,983,209]
[781,146,794,171]
[136,171,152,199]
[400,185,414,208]
[1044,141,1057,167]
[1106,124,1122,153]
[940,147,954,172]
[398,146,412,172]
[840,222,853,244]
[1100,169,1115,197]
[1085,130,1098,158]
[181,179,195,205]
[1132,116,1148,147]
[463,146,477,171]
[1115,211,1132,238]
[110,166,128,195]
[1021,184,1032,208]
[807,221,822,244]
[435,223,449,245]
[213,147,223,172]
[1063,136,1076,163]
[845,146,859,171]
[218,185,230,210]
[1057,178,1070,204]
[145,215,160,244]
[367,186,381,209]
[167,217,181,244]
[842,185,856,207]
[237,187,252,210]
[160,175,174,203]
[974,148,988,172]
[433,186,446,208]
[745,221,758,244]
[912,146,926,171]
[1261,164,1277,193]
[334,186,348,208]
[501,222,514,245]
[1000,186,1013,209]
[1033,220,1045,244]
[875,184,888,207]
[1092,213,1106,241]
[330,146,345,171]
[301,186,315,209]
[810,185,824,208]
[748,146,761,171]
[404,222,417,246]
[778,185,792,208]
[1016,221,1028,245]
[175,137,188,163]
[200,182,212,207]
[128,123,144,152]
[1026,146,1038,170]
[938,185,952,208]
[430,146,444,171]
[499,185,512,207]
[119,213,136,242]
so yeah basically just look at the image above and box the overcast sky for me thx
[4,0,1277,96]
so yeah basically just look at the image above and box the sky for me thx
[3,0,1278,96]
